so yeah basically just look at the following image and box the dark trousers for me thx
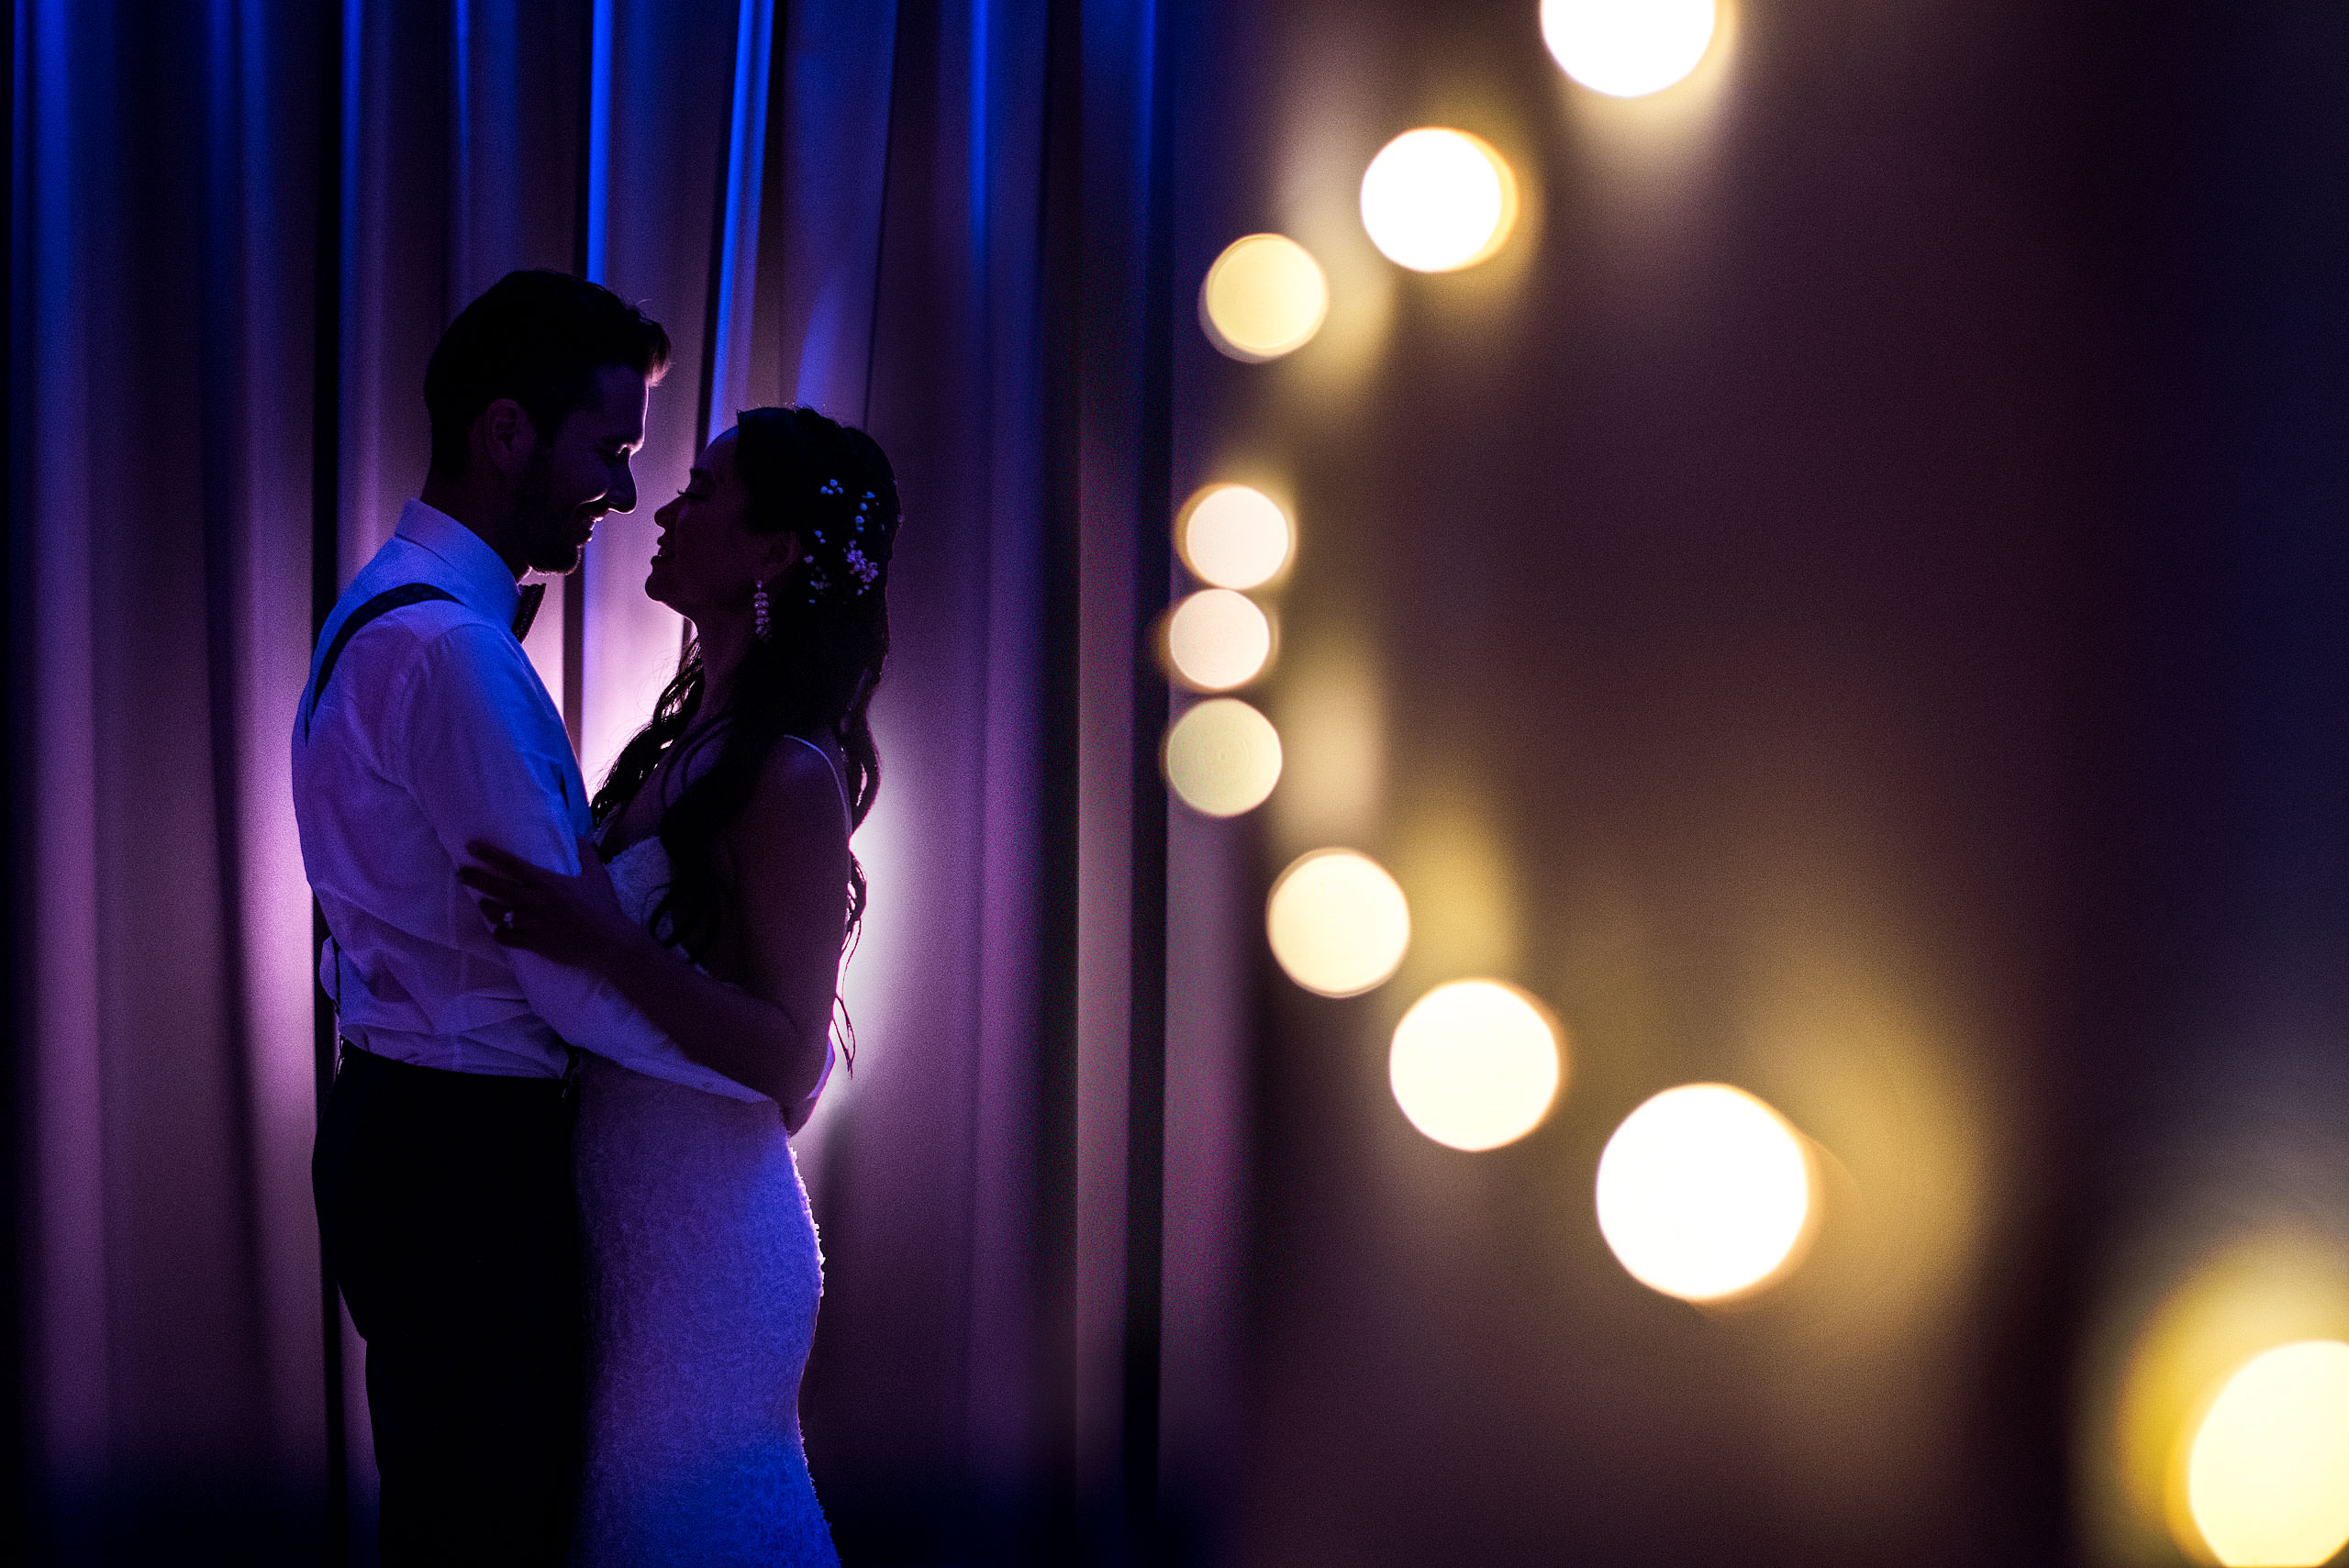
[313,1044,583,1566]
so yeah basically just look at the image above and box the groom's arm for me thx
[387,621,768,1099]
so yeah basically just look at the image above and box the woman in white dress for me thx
[460,405,899,1565]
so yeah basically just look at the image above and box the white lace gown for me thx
[572,836,839,1565]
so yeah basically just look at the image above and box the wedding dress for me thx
[571,829,839,1565]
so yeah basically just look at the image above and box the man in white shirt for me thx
[297,271,674,1565]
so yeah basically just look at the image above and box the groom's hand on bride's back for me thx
[460,834,645,970]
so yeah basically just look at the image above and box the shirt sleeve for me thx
[389,620,770,1102]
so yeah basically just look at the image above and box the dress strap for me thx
[781,733,852,823]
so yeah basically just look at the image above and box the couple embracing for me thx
[297,270,897,1564]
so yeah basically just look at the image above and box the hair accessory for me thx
[752,578,773,641]
[803,484,889,604]
[733,406,899,612]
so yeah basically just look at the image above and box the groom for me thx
[297,270,674,1565]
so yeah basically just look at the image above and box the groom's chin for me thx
[527,536,587,576]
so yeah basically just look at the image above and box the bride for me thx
[460,405,898,1564]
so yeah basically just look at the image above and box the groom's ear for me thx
[476,396,538,477]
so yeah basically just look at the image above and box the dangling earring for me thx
[752,578,773,641]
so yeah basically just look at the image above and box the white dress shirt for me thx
[292,499,766,1102]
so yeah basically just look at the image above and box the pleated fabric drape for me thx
[9,1,1080,1559]
[16,6,329,1554]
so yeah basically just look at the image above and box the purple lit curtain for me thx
[9,1,1094,1559]
[15,6,330,1556]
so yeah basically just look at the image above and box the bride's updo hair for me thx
[592,406,900,982]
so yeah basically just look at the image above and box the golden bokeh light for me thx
[1541,0,1718,98]
[2099,1232,2349,1568]
[1358,128,1520,273]
[1163,698,1282,817]
[1163,589,1273,692]
[1265,849,1409,997]
[1179,484,1292,590]
[1595,1084,1815,1303]
[2183,1340,2349,1567]
[1197,234,1329,361]
[1388,981,1564,1151]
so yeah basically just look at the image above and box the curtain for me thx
[8,2,1101,1560]
[16,6,329,1557]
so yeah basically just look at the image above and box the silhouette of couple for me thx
[299,270,898,1564]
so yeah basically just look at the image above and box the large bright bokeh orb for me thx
[1163,698,1282,817]
[1389,981,1564,1151]
[2185,1340,2349,1567]
[1180,484,1291,590]
[1358,128,1520,273]
[1541,0,1717,99]
[1198,234,1329,361]
[1266,849,1410,997]
[1164,589,1272,692]
[1595,1084,1814,1303]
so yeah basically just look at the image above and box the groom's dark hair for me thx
[424,270,672,482]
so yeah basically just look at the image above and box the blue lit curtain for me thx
[9,1,1086,1559]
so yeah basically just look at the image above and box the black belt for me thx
[335,1038,579,1107]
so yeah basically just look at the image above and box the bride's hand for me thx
[459,834,644,969]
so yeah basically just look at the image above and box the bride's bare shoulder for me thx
[740,734,849,840]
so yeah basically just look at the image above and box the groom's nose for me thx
[606,462,638,514]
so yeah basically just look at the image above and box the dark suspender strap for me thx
[301,583,459,739]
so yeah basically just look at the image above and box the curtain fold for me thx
[795,0,1058,1544]
[574,0,735,784]
[17,4,329,1554]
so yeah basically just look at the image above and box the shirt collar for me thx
[394,499,522,628]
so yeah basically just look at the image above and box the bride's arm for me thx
[461,742,849,1126]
